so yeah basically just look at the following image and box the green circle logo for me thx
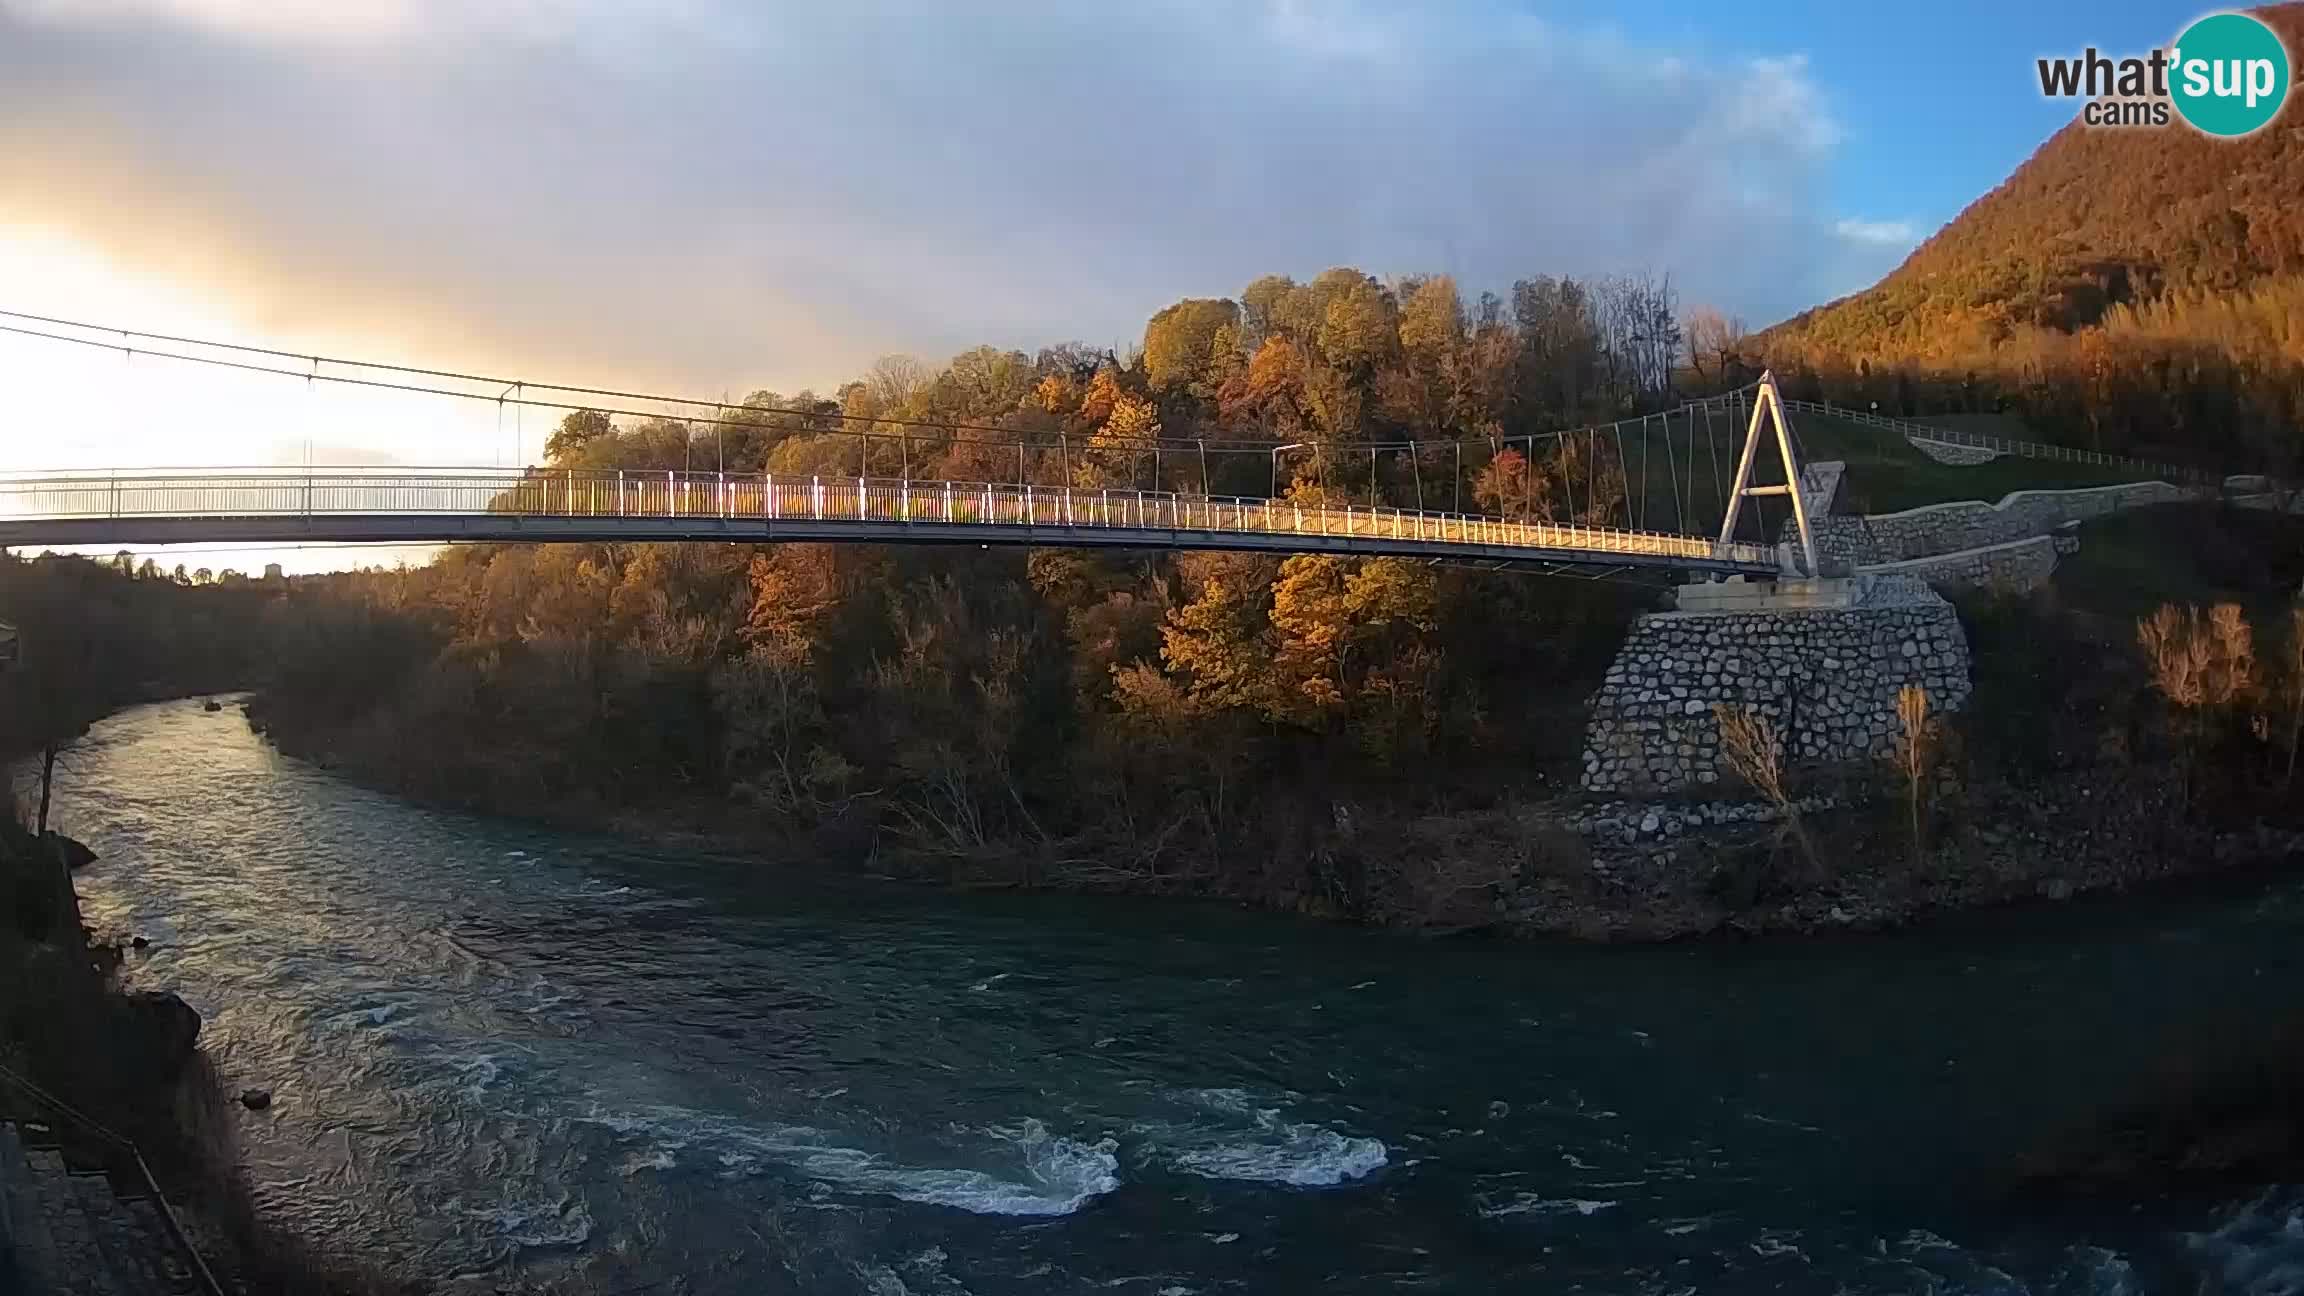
[2170,12,2290,136]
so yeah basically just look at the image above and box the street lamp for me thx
[1270,442,1306,499]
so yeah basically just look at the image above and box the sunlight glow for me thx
[0,225,533,572]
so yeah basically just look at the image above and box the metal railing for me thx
[0,1057,225,1296]
[0,468,1778,568]
[1773,399,2197,480]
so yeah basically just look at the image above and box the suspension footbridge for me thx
[0,468,1784,578]
[0,309,1825,580]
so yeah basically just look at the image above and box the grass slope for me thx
[1597,406,2163,545]
[1792,412,2148,514]
[2051,502,2304,620]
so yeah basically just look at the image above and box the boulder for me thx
[42,833,96,870]
[202,700,223,712]
[117,991,202,1079]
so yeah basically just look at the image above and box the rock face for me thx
[1581,588,1972,795]
[116,992,202,1080]
[41,833,96,870]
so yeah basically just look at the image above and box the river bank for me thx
[242,681,2304,946]
[0,802,398,1293]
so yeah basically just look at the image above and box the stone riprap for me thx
[1906,437,2002,465]
[1569,795,1839,845]
[1581,583,1970,795]
[1862,534,2060,595]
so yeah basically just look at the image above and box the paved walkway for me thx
[1,1121,199,1294]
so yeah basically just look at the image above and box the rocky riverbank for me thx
[1500,771,2304,942]
[0,814,398,1294]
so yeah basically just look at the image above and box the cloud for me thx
[1834,217,1921,246]
[0,0,1902,393]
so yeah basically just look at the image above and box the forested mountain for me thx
[1759,1,2304,474]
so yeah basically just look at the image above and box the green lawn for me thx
[1789,412,2155,514]
[1908,412,2044,442]
[2050,502,2304,620]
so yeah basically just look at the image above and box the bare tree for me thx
[1890,684,1938,866]
[1713,702,1824,882]
[2137,602,2257,810]
[865,354,931,414]
[1684,306,1750,388]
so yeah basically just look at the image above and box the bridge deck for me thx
[0,470,1779,576]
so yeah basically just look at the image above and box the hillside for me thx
[1770,1,2304,360]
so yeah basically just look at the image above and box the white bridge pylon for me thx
[1713,371,1820,576]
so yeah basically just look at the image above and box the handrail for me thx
[0,469,1779,567]
[1719,394,2200,481]
[0,1057,226,1296]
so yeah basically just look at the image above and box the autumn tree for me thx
[1471,447,1553,522]
[1077,386,1162,489]
[545,409,615,464]
[1389,275,1469,434]
[1143,298,1242,396]
[1158,574,1268,713]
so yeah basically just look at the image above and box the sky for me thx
[0,0,2222,570]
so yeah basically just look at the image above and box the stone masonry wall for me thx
[1783,479,2195,565]
[1805,514,1881,567]
[1862,534,2059,595]
[1906,437,2002,465]
[1581,595,1971,795]
[1860,481,2193,561]
[2232,489,2304,516]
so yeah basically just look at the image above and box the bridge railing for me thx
[1689,393,2204,482]
[0,468,1777,567]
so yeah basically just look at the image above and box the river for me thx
[52,698,2304,1294]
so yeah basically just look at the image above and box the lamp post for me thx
[1270,442,1306,499]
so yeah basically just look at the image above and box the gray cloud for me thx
[0,0,1915,392]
